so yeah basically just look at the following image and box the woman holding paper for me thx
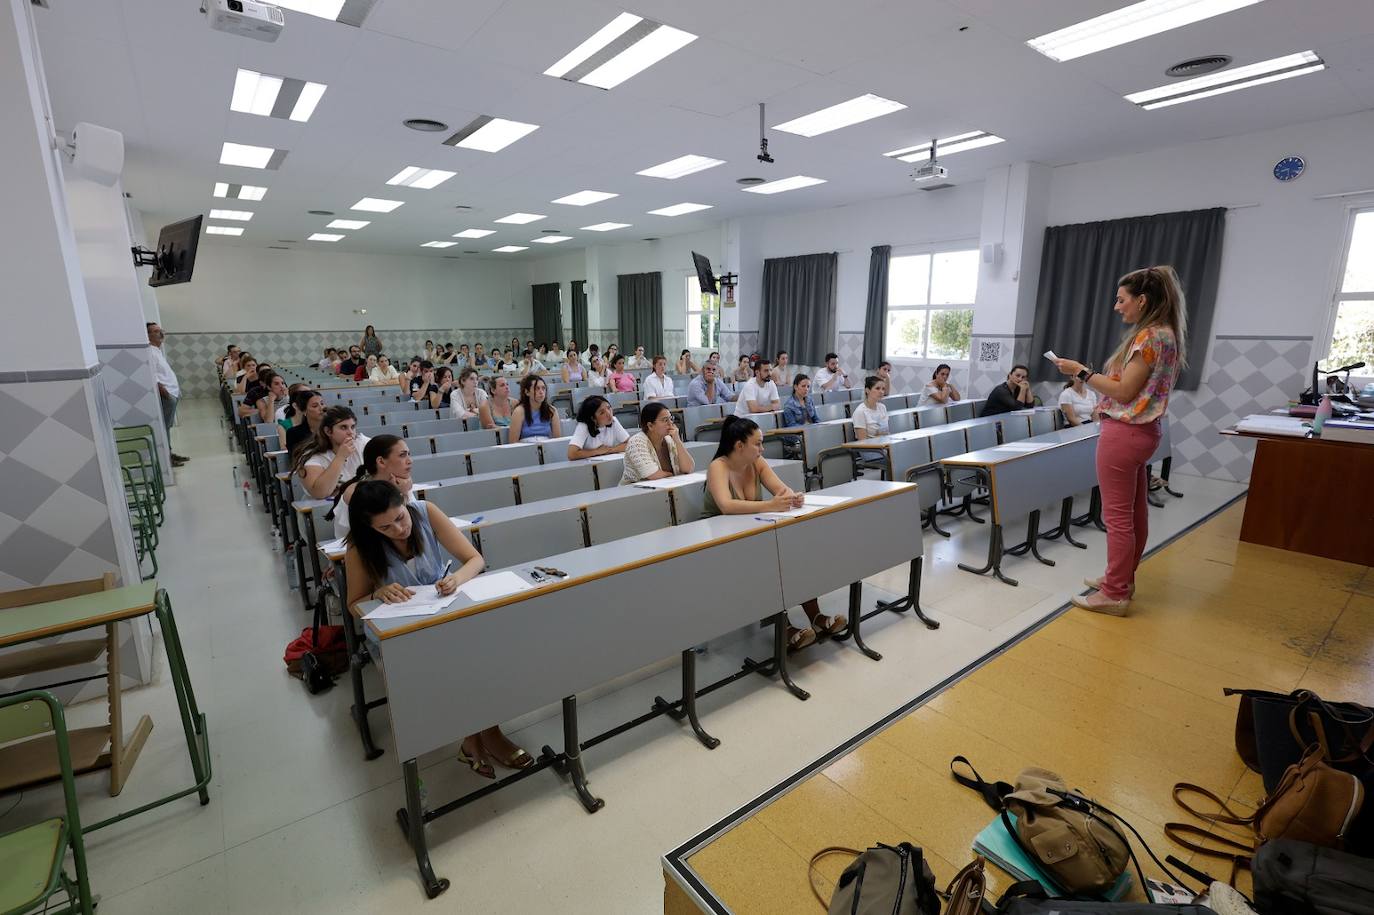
[344,480,533,779]
[1051,266,1186,616]
[702,416,846,647]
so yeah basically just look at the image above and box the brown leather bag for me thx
[942,856,987,915]
[1167,745,1366,873]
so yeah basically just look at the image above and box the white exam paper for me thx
[362,585,454,620]
[756,494,852,519]
[587,454,623,462]
[1043,350,1058,362]
[634,472,706,490]
[459,570,534,602]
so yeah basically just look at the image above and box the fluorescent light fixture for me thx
[209,208,253,221]
[230,68,327,122]
[219,142,285,169]
[494,212,546,224]
[552,190,619,206]
[205,225,244,236]
[648,202,713,217]
[1125,50,1324,109]
[212,182,267,200]
[443,116,539,153]
[350,197,405,213]
[741,175,827,195]
[636,154,725,179]
[387,166,457,189]
[453,229,496,238]
[530,235,573,244]
[421,241,458,248]
[545,12,697,90]
[1028,0,1264,62]
[492,245,529,253]
[308,232,345,242]
[885,131,1005,162]
[327,219,370,230]
[268,0,376,25]
[773,94,906,137]
[581,222,631,232]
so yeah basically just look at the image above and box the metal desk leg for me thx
[1072,487,1107,532]
[1041,497,1088,549]
[959,523,1019,586]
[652,650,721,750]
[742,615,811,701]
[873,557,938,629]
[842,581,881,661]
[544,696,604,813]
[285,509,311,612]
[395,759,449,899]
[1162,456,1183,498]
[339,600,385,760]
[964,492,987,523]
[924,505,951,537]
[1006,511,1055,566]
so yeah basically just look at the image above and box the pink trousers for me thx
[1095,416,1161,600]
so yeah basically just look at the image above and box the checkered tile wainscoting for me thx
[663,329,686,359]
[970,335,1035,398]
[98,345,171,474]
[166,327,534,398]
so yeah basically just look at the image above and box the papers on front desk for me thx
[1235,414,1310,437]
[634,472,706,489]
[587,453,624,462]
[997,443,1051,452]
[755,493,851,519]
[363,585,455,620]
[458,570,533,602]
[319,537,348,555]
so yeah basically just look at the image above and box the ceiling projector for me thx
[204,0,285,42]
[912,161,948,182]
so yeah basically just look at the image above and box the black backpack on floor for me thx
[1253,840,1374,915]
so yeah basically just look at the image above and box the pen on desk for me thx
[468,515,484,524]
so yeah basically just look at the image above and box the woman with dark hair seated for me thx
[704,416,846,649]
[568,395,630,460]
[508,374,562,443]
[343,480,532,778]
[620,401,694,484]
[324,434,418,539]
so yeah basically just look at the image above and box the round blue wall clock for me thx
[1273,156,1305,181]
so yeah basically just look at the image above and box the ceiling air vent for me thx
[404,118,450,132]
[307,210,334,216]
[1166,55,1232,78]
[918,182,954,192]
[736,177,766,186]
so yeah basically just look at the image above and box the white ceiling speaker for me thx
[64,122,124,186]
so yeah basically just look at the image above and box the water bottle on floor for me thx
[232,465,239,489]
[242,480,251,506]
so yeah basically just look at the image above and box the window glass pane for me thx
[926,308,974,360]
[1328,299,1374,369]
[688,315,703,348]
[1342,212,1374,293]
[888,255,930,306]
[885,310,927,360]
[930,250,979,305]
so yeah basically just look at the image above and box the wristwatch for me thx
[1076,368,1093,382]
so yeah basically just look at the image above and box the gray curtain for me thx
[863,245,891,370]
[531,283,563,347]
[1030,207,1225,391]
[616,272,663,354]
[760,252,838,367]
[571,280,588,348]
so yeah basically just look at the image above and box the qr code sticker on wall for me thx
[978,341,1001,363]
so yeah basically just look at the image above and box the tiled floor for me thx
[672,501,1374,915]
[3,400,1247,914]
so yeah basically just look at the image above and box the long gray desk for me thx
[359,480,925,899]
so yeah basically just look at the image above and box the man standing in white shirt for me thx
[641,355,675,400]
[734,356,782,416]
[147,322,188,466]
[813,352,850,392]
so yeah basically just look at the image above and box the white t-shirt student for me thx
[450,385,488,421]
[850,402,889,438]
[641,372,674,400]
[304,433,373,532]
[570,417,630,452]
[1058,385,1099,422]
[813,365,849,390]
[734,377,780,416]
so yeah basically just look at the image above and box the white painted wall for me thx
[150,234,529,332]
[64,171,148,347]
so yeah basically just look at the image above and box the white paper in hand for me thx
[1043,350,1058,362]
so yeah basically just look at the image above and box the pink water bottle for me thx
[1313,394,1333,436]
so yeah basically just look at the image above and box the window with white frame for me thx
[885,248,978,363]
[1325,208,1374,378]
[686,275,720,350]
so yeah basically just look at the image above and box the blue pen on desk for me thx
[468,515,484,524]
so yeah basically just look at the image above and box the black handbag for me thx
[1224,688,1374,790]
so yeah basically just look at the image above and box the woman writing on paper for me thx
[1052,265,1185,616]
[702,416,846,648]
[344,480,533,778]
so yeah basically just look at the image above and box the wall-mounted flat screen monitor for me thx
[148,215,203,287]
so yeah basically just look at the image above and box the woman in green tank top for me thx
[703,417,848,651]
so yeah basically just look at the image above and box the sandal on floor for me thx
[786,625,817,653]
[813,614,849,638]
[457,743,496,780]
[1148,475,1164,492]
[486,744,535,771]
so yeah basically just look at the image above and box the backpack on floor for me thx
[808,843,942,915]
[993,881,1215,915]
[1252,839,1374,915]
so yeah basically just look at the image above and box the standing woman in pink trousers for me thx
[1053,265,1187,616]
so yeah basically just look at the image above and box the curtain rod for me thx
[1313,188,1374,200]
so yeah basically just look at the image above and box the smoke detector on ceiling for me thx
[1166,55,1232,78]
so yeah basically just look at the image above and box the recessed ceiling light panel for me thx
[220,142,287,170]
[308,232,345,242]
[492,245,529,253]
[530,235,573,244]
[545,12,697,89]
[885,131,1005,161]
[637,154,725,179]
[494,213,546,224]
[213,182,268,200]
[581,222,631,232]
[453,229,496,238]
[552,190,619,206]
[443,116,539,153]
[740,175,826,195]
[205,225,244,236]
[421,241,458,248]
[270,0,376,26]
[208,208,253,221]
[648,202,713,216]
[1125,49,1324,109]
[772,94,906,137]
[387,166,457,189]
[350,197,405,213]
[230,68,327,122]
[1028,0,1264,62]
[327,219,370,229]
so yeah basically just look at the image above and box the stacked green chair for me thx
[114,426,165,579]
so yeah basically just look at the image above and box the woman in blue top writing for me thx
[343,480,533,778]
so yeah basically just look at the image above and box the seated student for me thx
[918,363,962,405]
[641,355,675,400]
[234,356,258,394]
[703,417,845,647]
[560,350,584,384]
[314,347,334,371]
[519,349,546,375]
[782,374,820,426]
[876,360,893,390]
[324,434,419,539]
[338,346,362,378]
[344,480,532,777]
[686,361,729,406]
[626,345,650,369]
[813,352,851,391]
[370,354,400,385]
[607,355,637,393]
[770,351,790,387]
[604,343,620,365]
[242,368,287,422]
[851,375,890,440]
[488,376,515,427]
[1058,375,1099,426]
[581,342,600,367]
[423,340,440,364]
[568,395,630,460]
[294,406,372,499]
[620,402,695,484]
[449,367,495,428]
[400,357,422,397]
[456,344,472,369]
[733,356,781,416]
[284,389,324,458]
[472,343,489,367]
[586,355,609,390]
[427,365,455,411]
[731,354,752,384]
[546,341,564,363]
[276,382,312,449]
[411,360,437,402]
[981,364,1035,416]
[508,375,562,443]
[676,349,698,376]
[358,354,378,382]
